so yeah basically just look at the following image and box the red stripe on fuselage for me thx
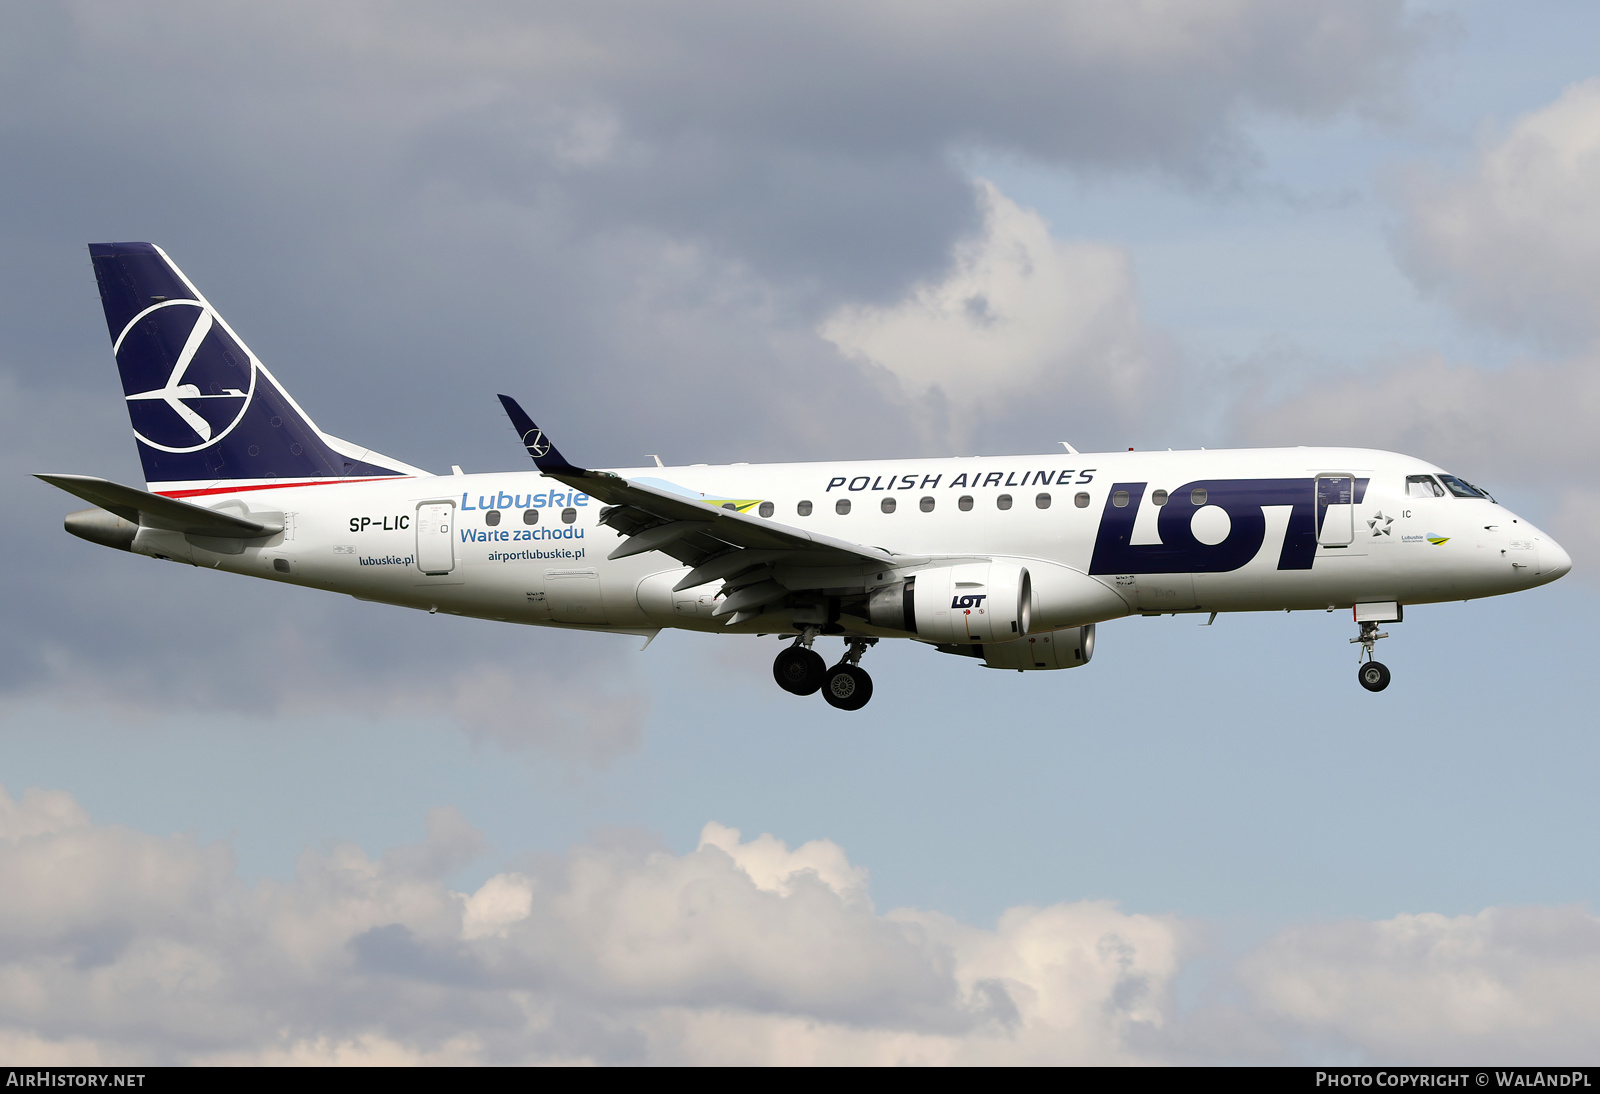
[155,477,411,499]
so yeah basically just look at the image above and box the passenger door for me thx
[415,502,456,574]
[1316,475,1355,547]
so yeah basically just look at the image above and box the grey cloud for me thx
[1236,906,1600,1064]
[5,790,1597,1064]
[381,808,487,881]
[0,0,1424,446]
[0,792,1028,1062]
[0,0,1421,734]
[0,0,1424,406]
[1394,79,1600,349]
[349,925,485,988]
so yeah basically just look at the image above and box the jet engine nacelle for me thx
[906,562,1032,644]
[1024,560,1134,630]
[978,624,1095,670]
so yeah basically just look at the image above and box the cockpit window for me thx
[1406,475,1445,498]
[1439,474,1493,501]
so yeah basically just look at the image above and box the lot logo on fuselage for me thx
[115,300,256,453]
[1088,478,1369,575]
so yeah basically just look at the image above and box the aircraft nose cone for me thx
[1543,538,1573,581]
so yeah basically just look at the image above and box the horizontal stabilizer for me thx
[36,474,283,538]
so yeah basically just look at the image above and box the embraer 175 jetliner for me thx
[41,244,1572,710]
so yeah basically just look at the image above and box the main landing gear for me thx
[773,633,826,696]
[772,631,876,711]
[1352,620,1391,693]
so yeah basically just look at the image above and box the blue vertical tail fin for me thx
[88,242,425,493]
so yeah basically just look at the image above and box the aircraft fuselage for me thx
[126,446,1565,636]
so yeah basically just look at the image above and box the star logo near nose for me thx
[1368,511,1394,536]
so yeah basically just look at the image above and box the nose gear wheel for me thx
[1350,620,1392,692]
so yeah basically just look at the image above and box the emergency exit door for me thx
[415,502,456,574]
[1316,475,1355,546]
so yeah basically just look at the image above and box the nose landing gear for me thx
[1352,620,1391,692]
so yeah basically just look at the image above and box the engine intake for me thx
[908,562,1031,644]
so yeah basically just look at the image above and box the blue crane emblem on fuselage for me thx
[114,300,256,453]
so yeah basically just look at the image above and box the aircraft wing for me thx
[36,474,284,538]
[498,396,929,620]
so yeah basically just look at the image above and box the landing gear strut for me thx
[822,638,876,711]
[773,627,825,695]
[1351,621,1391,692]
[774,634,878,709]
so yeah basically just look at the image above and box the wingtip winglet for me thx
[497,394,586,476]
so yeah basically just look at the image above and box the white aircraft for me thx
[42,243,1572,709]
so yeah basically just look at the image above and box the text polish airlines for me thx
[41,243,1572,710]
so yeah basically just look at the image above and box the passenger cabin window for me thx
[958,495,974,511]
[881,497,896,514]
[1035,493,1051,509]
[996,494,1012,510]
[758,501,774,518]
[797,500,813,516]
[1074,492,1090,508]
[1151,489,1168,506]
[561,507,577,524]
[835,498,851,515]
[485,509,501,526]
[523,509,538,525]
[920,496,935,512]
[1406,475,1446,499]
[1112,490,1129,508]
[1190,488,1208,506]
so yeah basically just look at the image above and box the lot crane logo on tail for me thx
[116,300,256,454]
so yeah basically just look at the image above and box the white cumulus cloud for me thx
[821,181,1167,444]
[2,785,1598,1064]
[1239,907,1600,1063]
[1398,79,1600,347]
[698,821,870,904]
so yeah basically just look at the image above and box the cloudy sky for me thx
[2,0,1598,1065]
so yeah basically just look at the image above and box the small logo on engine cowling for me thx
[952,594,987,609]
